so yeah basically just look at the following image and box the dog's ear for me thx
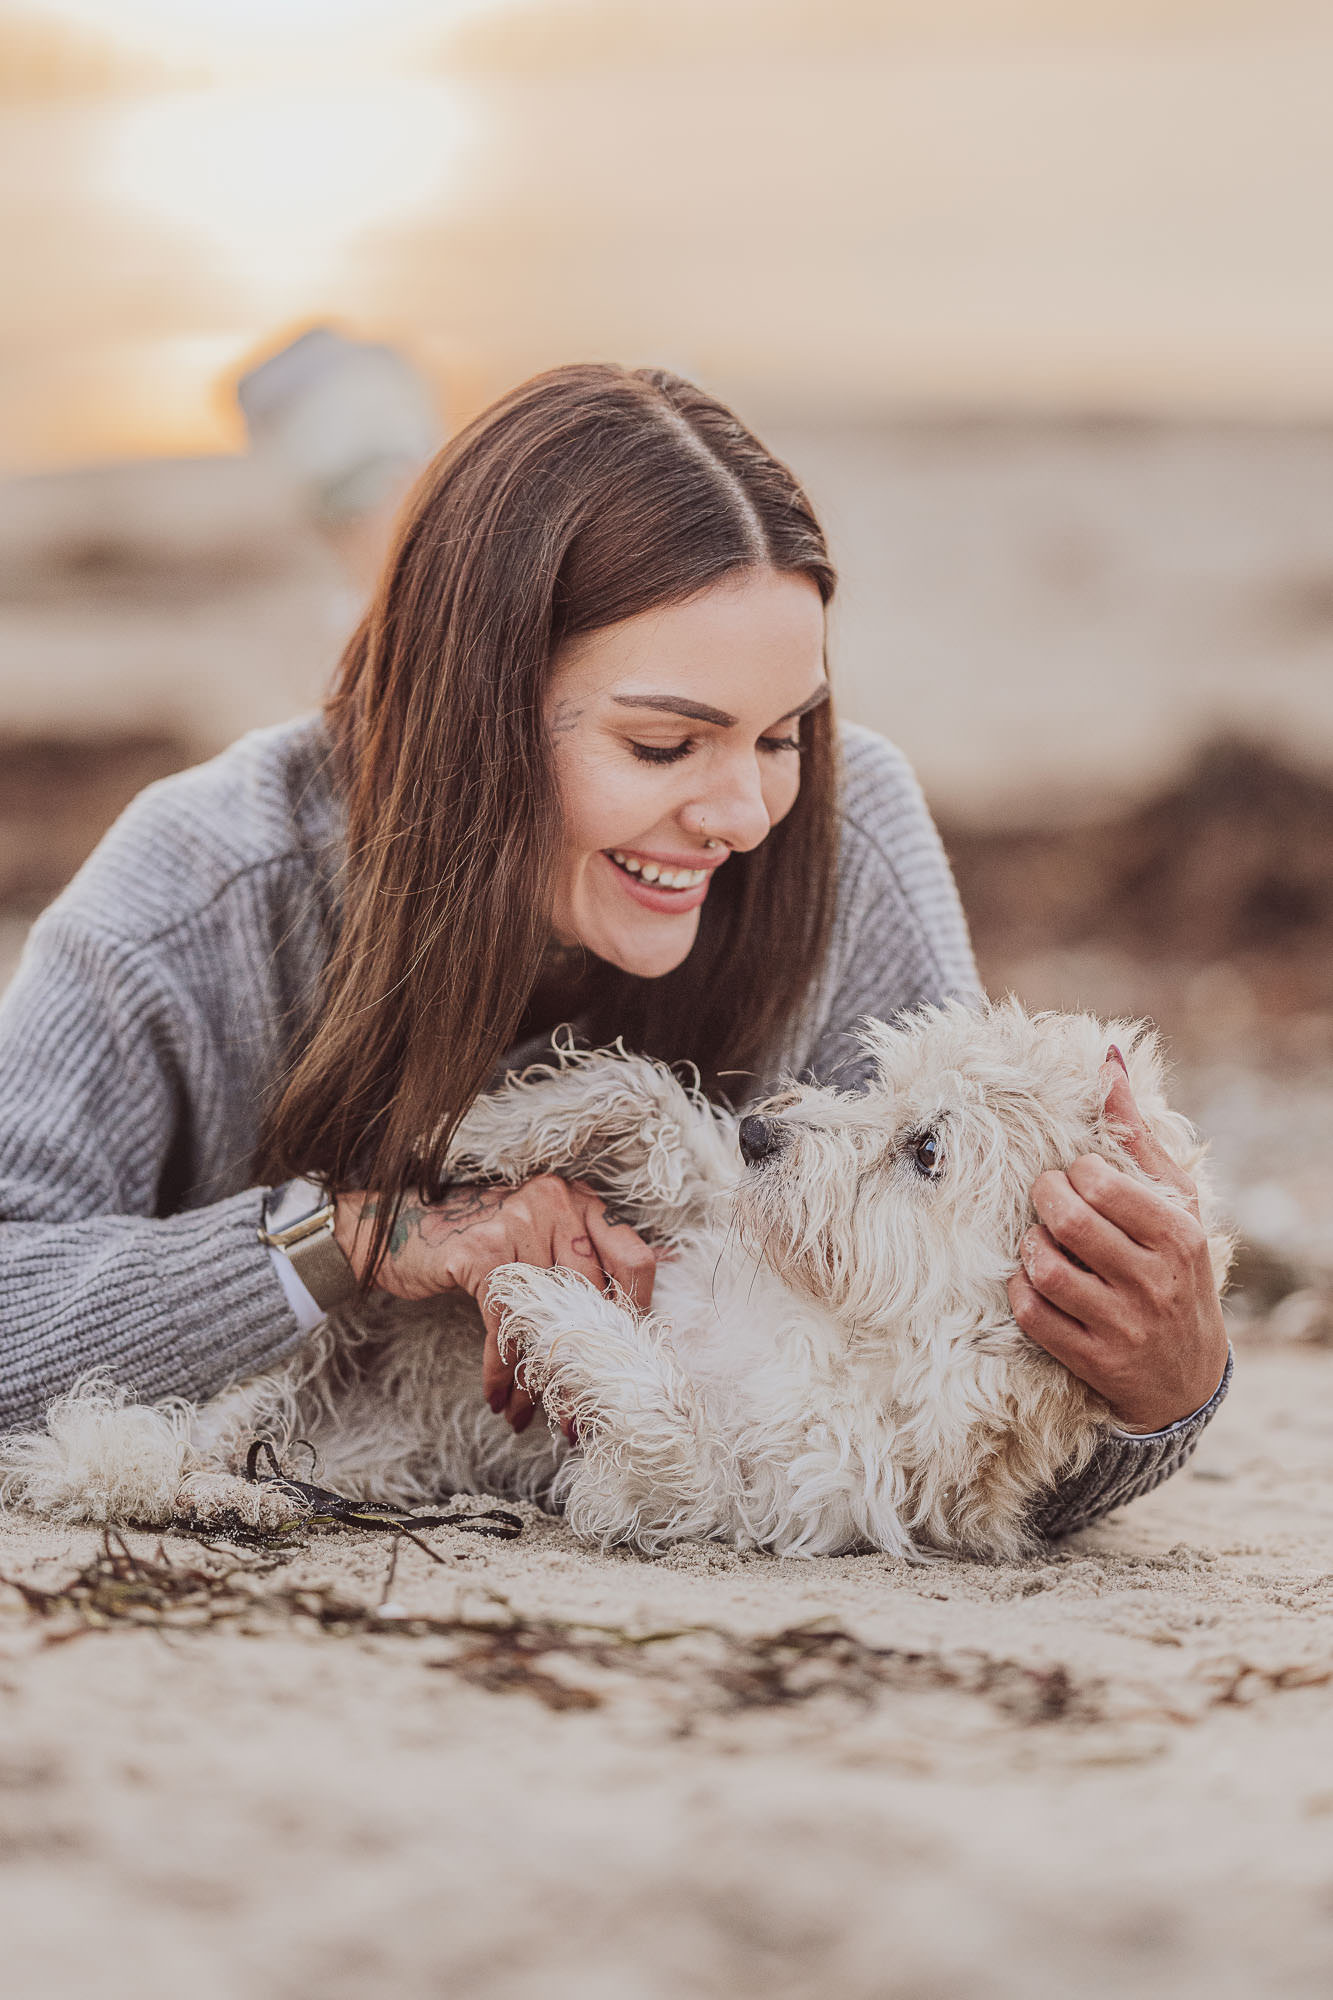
[1098,1020,1166,1109]
[1092,1020,1233,1290]
[1094,1020,1201,1184]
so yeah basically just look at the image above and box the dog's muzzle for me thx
[739,1114,789,1167]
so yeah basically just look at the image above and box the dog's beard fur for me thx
[0,1001,1234,1560]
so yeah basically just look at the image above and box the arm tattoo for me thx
[363,1185,515,1259]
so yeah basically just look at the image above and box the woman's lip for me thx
[599,850,713,913]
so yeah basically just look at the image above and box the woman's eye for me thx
[910,1131,943,1178]
[629,733,801,765]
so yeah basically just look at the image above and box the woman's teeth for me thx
[610,851,707,890]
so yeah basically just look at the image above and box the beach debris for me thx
[234,1436,524,1544]
[0,1529,1105,1723]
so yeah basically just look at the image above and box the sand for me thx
[0,1334,1330,2000]
[3,416,1332,1997]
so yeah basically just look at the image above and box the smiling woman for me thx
[0,361,1228,1524]
[265,365,848,1268]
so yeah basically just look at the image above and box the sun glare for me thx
[102,77,476,314]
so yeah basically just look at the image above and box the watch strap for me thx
[259,1177,359,1315]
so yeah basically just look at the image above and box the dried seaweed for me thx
[238,1439,524,1541]
[1204,1657,1333,1704]
[14,1535,1327,1733]
[705,1625,1089,1723]
[0,1531,1104,1722]
[0,1530,269,1631]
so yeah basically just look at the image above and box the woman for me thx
[0,365,1230,1534]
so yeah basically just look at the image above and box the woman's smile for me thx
[601,843,726,913]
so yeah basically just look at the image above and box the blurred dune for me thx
[385,1,1333,422]
[0,452,349,745]
[2,415,1331,808]
[3,1,1333,465]
[770,417,1333,814]
[440,0,1328,68]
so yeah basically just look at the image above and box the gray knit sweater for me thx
[0,715,1229,1527]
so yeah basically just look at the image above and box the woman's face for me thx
[546,566,828,977]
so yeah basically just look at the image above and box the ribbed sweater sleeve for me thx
[0,908,304,1433]
[1029,1352,1234,1539]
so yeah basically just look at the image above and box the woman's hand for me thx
[1006,1050,1229,1433]
[334,1176,657,1432]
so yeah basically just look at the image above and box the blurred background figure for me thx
[237,324,442,588]
[1,0,1331,1326]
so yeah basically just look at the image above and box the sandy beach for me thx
[5,7,1333,1987]
[1,410,1330,1996]
[0,1332,1330,2000]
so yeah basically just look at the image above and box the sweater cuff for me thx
[1028,1346,1234,1542]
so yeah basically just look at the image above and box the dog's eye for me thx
[910,1130,943,1178]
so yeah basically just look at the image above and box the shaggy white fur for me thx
[0,1002,1232,1558]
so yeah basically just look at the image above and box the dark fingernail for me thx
[488,1389,505,1414]
[511,1409,534,1435]
[1106,1044,1129,1075]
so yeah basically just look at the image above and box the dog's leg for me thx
[448,1049,739,1239]
[0,1378,192,1526]
[0,1375,311,1531]
[485,1262,736,1549]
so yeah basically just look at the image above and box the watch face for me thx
[265,1178,332,1235]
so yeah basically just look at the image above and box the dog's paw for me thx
[485,1261,607,1350]
[485,1261,668,1449]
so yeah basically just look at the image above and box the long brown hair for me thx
[260,363,839,1265]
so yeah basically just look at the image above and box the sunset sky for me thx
[3,0,1332,467]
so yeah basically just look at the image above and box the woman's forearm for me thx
[0,1192,306,1433]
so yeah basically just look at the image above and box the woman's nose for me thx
[686,759,773,853]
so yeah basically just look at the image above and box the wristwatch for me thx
[258,1177,360,1315]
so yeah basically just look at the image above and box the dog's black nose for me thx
[739,1114,787,1166]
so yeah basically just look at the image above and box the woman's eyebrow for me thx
[780,684,832,722]
[610,694,736,726]
[610,683,830,729]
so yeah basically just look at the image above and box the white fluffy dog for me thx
[0,1002,1232,1559]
